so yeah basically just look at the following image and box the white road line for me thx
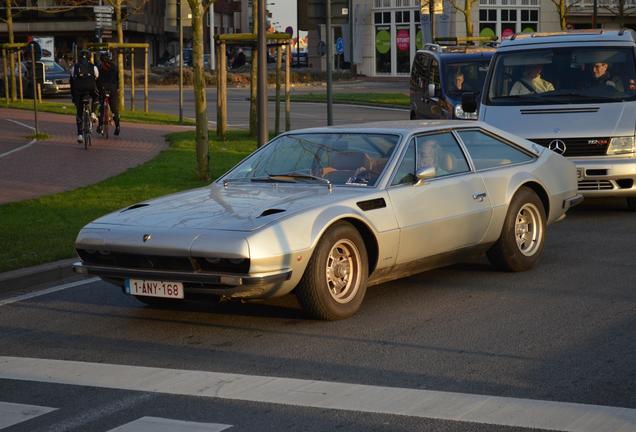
[0,138,36,159]
[0,401,57,429]
[0,356,634,432]
[108,416,232,432]
[0,278,100,307]
[5,118,36,131]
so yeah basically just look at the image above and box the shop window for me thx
[397,24,411,74]
[376,25,392,74]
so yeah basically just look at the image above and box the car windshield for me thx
[487,46,636,104]
[221,133,401,187]
[43,62,64,73]
[444,60,491,95]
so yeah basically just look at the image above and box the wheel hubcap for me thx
[325,239,361,304]
[515,203,543,256]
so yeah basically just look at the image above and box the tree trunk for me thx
[249,0,258,137]
[115,0,125,114]
[560,0,567,30]
[464,1,473,38]
[187,0,210,180]
[6,0,16,102]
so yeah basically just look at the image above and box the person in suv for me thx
[410,44,494,120]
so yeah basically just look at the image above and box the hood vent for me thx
[258,208,286,217]
[521,107,599,115]
[121,203,149,212]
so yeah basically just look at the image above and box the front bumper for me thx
[73,261,292,299]
[572,156,636,198]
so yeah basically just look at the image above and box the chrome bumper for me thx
[73,261,292,289]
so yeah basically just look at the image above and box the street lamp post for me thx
[177,0,183,123]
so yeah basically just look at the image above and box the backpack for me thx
[73,62,95,80]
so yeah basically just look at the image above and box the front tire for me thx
[296,222,368,320]
[487,187,546,272]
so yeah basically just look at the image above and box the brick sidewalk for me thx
[0,108,189,204]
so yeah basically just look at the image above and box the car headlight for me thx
[607,136,635,155]
[454,104,478,120]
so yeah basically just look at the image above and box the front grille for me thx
[578,180,614,191]
[77,249,250,274]
[531,138,609,157]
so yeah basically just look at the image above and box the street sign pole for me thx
[30,44,39,136]
[177,0,183,124]
[326,0,333,126]
[257,0,268,146]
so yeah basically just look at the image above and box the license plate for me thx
[58,84,70,89]
[576,168,584,179]
[125,279,184,299]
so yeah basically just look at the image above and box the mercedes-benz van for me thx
[468,30,636,210]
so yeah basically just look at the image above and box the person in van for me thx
[451,70,468,92]
[588,62,624,92]
[510,64,554,95]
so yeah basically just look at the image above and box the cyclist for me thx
[70,49,99,144]
[96,50,120,136]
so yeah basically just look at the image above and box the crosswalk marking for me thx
[1,356,635,432]
[108,416,232,432]
[0,401,56,429]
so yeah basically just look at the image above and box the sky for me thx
[268,1,301,34]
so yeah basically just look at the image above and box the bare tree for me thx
[185,0,213,180]
[549,0,583,30]
[600,0,636,26]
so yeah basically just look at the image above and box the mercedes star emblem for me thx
[143,234,152,242]
[548,139,567,155]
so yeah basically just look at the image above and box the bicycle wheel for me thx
[103,100,111,139]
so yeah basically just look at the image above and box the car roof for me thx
[417,47,495,62]
[500,29,636,48]
[283,120,480,136]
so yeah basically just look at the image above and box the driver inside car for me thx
[510,64,555,95]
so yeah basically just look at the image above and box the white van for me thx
[468,30,636,210]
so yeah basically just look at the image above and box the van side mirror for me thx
[461,92,477,113]
[427,83,436,99]
[415,166,436,185]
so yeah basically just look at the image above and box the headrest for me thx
[331,151,371,171]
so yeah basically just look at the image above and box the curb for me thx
[0,258,80,293]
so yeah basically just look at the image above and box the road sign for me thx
[335,37,344,55]
[93,5,114,14]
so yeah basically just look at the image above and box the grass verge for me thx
[2,99,195,126]
[286,92,410,108]
[0,130,256,273]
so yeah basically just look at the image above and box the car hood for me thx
[91,183,367,232]
[481,102,633,138]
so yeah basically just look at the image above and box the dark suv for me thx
[410,45,494,120]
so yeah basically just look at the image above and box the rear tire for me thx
[295,221,368,320]
[627,197,636,211]
[487,187,546,272]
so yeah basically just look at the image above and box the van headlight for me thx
[454,104,478,120]
[607,136,635,155]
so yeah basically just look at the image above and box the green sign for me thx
[416,30,423,50]
[522,26,536,33]
[480,27,496,39]
[376,29,391,55]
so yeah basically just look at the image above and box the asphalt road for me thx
[1,199,635,431]
[51,81,410,131]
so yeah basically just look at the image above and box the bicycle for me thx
[80,94,93,150]
[100,90,113,139]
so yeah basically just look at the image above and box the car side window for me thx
[457,130,534,171]
[430,59,441,93]
[391,139,416,186]
[415,132,470,178]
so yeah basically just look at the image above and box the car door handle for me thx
[473,192,487,202]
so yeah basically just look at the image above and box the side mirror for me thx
[415,166,436,185]
[461,92,477,114]
[427,83,436,99]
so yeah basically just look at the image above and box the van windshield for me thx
[444,60,491,96]
[486,47,636,105]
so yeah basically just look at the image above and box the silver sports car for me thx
[74,121,582,320]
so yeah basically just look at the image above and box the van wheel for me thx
[627,197,636,211]
[296,222,368,320]
[487,187,546,272]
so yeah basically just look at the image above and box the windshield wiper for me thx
[253,172,333,190]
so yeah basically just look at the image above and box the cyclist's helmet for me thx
[79,49,91,60]
[100,51,112,62]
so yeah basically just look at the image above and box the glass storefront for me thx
[479,7,539,39]
[374,6,421,75]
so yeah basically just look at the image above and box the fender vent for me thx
[121,204,149,212]
[357,198,386,211]
[258,208,286,217]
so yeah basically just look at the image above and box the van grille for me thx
[530,138,609,157]
[578,180,614,191]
